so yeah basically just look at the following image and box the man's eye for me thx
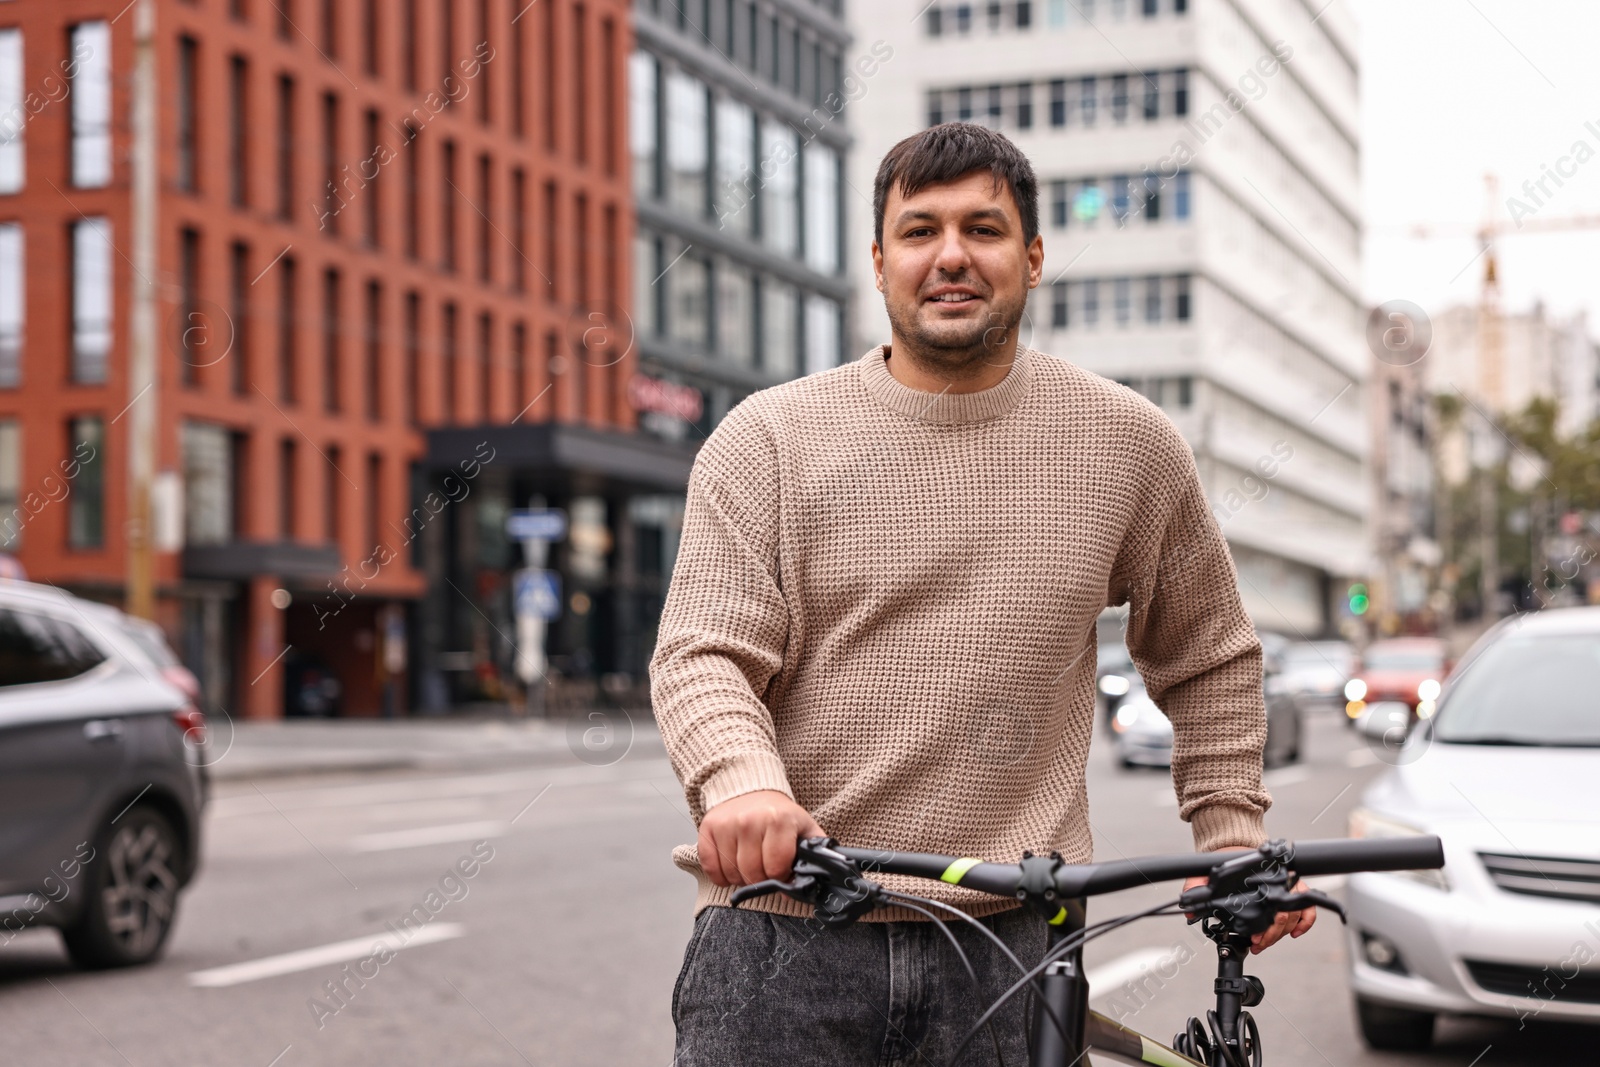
[905,227,934,238]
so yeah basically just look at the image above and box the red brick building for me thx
[0,0,668,719]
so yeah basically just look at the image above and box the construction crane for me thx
[1403,173,1600,410]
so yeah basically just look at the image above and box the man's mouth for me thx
[926,291,981,306]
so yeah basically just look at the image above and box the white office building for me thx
[847,0,1366,634]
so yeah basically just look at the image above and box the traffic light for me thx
[1347,583,1369,616]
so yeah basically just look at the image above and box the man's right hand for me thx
[697,790,825,888]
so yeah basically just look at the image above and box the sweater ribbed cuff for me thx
[1189,803,1268,853]
[698,751,795,814]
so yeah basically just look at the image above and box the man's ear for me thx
[871,240,885,292]
[1026,234,1045,289]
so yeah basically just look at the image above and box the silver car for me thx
[1345,607,1600,1049]
[0,579,207,968]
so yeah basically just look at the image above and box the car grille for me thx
[1464,959,1600,1005]
[1478,852,1600,903]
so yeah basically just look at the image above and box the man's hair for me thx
[872,122,1040,250]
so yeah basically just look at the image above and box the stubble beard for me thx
[883,284,1026,380]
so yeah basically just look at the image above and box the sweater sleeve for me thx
[1110,431,1272,853]
[648,406,794,824]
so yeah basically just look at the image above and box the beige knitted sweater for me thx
[650,343,1271,921]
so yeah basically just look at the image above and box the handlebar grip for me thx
[1289,836,1444,876]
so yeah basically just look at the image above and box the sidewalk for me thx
[203,710,664,782]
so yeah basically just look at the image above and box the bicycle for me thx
[729,833,1445,1066]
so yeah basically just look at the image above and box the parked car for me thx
[1095,641,1136,725]
[1111,676,1302,769]
[1344,608,1600,1050]
[1267,640,1355,713]
[1343,636,1449,726]
[0,579,206,968]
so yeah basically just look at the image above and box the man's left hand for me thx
[1181,846,1316,954]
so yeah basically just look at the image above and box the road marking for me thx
[1264,765,1313,788]
[1345,748,1378,768]
[1086,947,1175,1001]
[349,820,509,853]
[188,922,465,988]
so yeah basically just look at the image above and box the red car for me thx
[1344,637,1450,724]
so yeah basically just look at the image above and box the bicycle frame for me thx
[1029,906,1206,1067]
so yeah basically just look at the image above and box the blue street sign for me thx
[513,569,562,621]
[506,508,568,541]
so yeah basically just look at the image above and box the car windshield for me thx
[1436,634,1600,746]
[1362,648,1442,671]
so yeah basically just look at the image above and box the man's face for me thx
[873,170,1044,370]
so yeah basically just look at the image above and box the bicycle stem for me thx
[1028,903,1090,1065]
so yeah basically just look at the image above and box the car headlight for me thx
[1344,678,1368,701]
[1417,678,1441,702]
[1348,808,1450,891]
[1099,674,1131,697]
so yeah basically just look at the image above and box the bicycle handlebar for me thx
[830,835,1444,900]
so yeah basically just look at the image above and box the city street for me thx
[0,710,1589,1066]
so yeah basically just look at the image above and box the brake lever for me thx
[729,874,817,906]
[727,836,885,927]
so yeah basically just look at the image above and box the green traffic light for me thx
[1350,594,1369,615]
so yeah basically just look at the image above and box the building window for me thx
[630,51,660,200]
[927,90,943,127]
[278,256,297,402]
[324,446,340,544]
[0,29,24,193]
[179,228,200,387]
[1142,0,1158,16]
[364,0,380,75]
[927,6,942,35]
[511,167,527,292]
[957,87,972,120]
[441,302,458,422]
[181,422,234,545]
[0,418,18,550]
[1110,74,1128,123]
[985,84,1002,126]
[1049,79,1066,127]
[277,75,296,220]
[404,292,420,425]
[716,263,753,366]
[176,37,199,192]
[229,57,249,207]
[761,278,797,378]
[715,96,754,236]
[1016,1,1033,28]
[511,0,527,135]
[573,3,587,163]
[511,321,528,417]
[477,312,493,420]
[542,0,557,152]
[1078,75,1096,125]
[365,452,381,551]
[1113,276,1131,326]
[1015,82,1033,129]
[279,438,296,538]
[71,218,113,384]
[668,250,709,348]
[364,281,382,420]
[363,109,381,245]
[69,22,112,189]
[67,417,104,549]
[1142,171,1161,221]
[804,294,841,375]
[403,123,419,258]
[441,139,457,271]
[1051,280,1068,328]
[402,0,417,90]
[1173,170,1191,219]
[803,143,839,274]
[1109,174,1130,223]
[1143,275,1162,323]
[276,0,294,40]
[477,0,492,125]
[761,120,798,255]
[955,4,972,33]
[1142,71,1160,120]
[666,70,709,218]
[230,242,249,395]
[1082,279,1099,327]
[0,223,21,387]
[477,154,493,283]
[320,92,339,233]
[1175,274,1191,321]
[1171,69,1188,117]
[542,180,558,302]
[322,268,341,413]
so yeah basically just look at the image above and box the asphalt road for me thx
[0,708,1590,1066]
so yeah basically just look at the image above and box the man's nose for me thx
[932,227,972,273]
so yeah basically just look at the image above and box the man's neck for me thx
[882,336,1018,395]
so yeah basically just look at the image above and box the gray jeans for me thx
[671,903,1051,1067]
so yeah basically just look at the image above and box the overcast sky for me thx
[1354,0,1600,331]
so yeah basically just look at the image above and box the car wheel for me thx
[1355,995,1434,1051]
[61,806,184,969]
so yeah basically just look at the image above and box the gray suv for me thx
[0,580,207,968]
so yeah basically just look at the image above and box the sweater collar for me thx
[859,339,1034,425]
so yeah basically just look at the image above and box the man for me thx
[650,123,1312,1064]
